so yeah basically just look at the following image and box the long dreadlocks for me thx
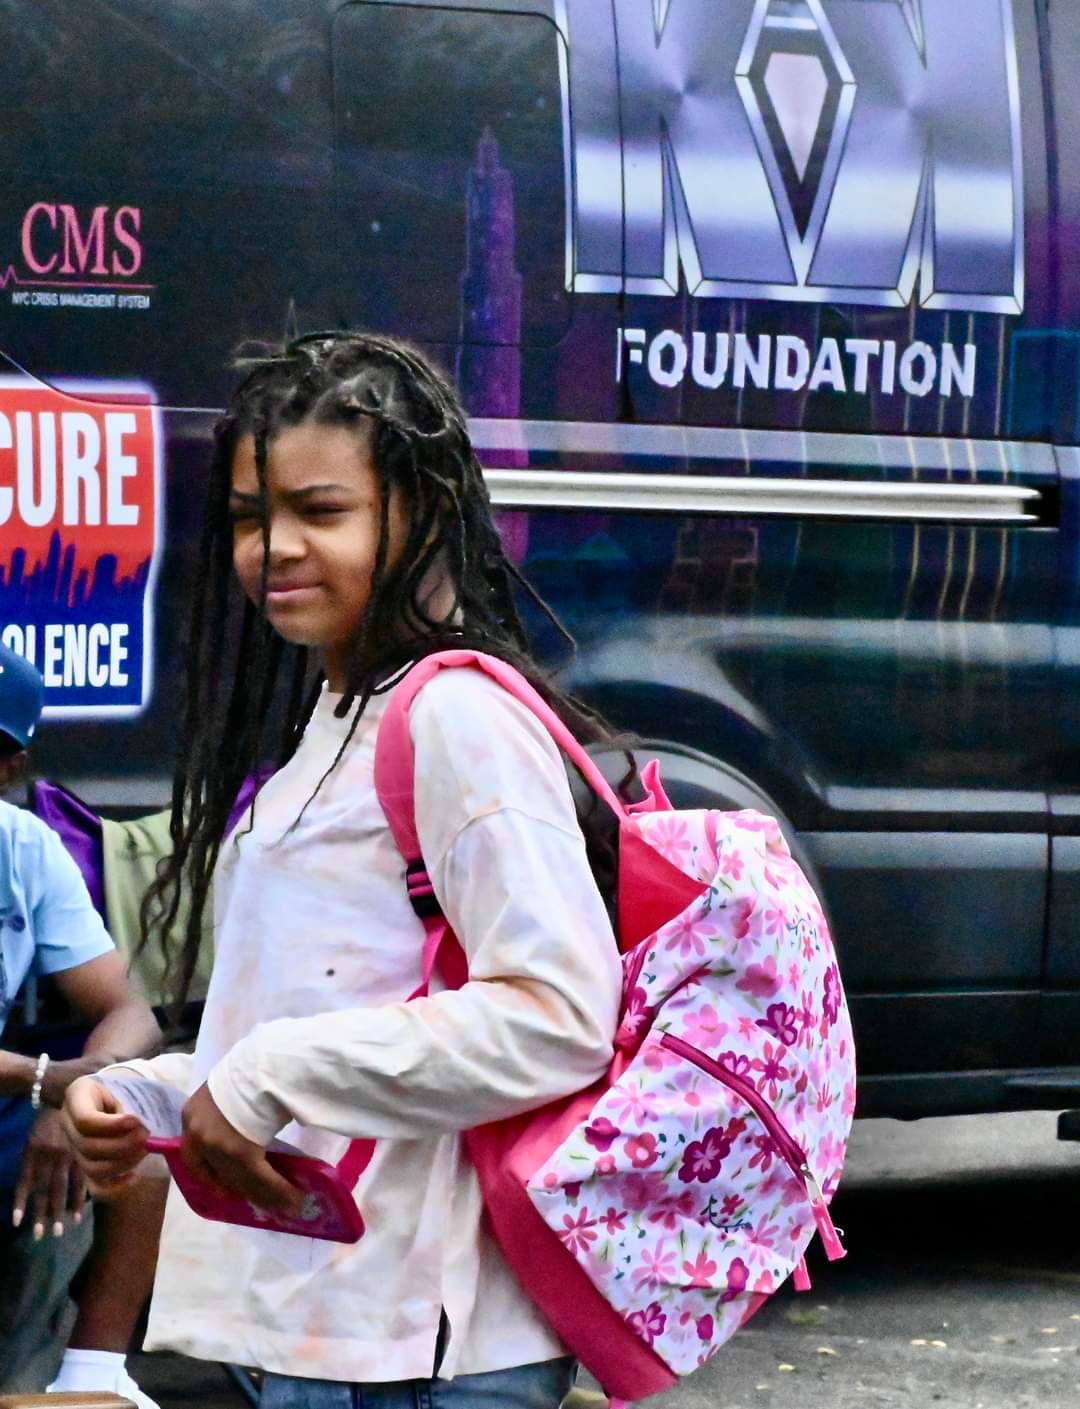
[143,331,633,1008]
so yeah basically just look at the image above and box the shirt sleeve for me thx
[97,1052,194,1094]
[207,669,624,1145]
[26,816,114,976]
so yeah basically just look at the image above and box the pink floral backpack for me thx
[374,650,854,1403]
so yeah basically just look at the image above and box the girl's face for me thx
[230,420,408,691]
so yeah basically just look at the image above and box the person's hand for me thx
[12,1107,86,1240]
[61,1075,147,1195]
[180,1083,303,1216]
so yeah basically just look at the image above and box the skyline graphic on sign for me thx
[0,533,151,613]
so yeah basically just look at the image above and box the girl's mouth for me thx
[266,582,322,601]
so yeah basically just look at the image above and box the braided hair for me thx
[143,331,632,1007]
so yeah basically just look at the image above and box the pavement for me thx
[130,1111,1080,1409]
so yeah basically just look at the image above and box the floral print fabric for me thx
[527,808,855,1375]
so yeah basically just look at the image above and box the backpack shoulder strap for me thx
[374,649,630,991]
[375,648,706,957]
[373,649,628,870]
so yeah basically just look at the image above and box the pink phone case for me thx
[145,1136,366,1243]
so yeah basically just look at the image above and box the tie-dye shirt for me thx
[114,668,622,1382]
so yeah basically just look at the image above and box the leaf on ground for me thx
[910,1339,928,1347]
[929,1340,948,1349]
[1040,1328,1058,1334]
[816,1346,838,1356]
[786,1307,826,1326]
[778,1363,796,1373]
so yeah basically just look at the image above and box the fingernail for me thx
[32,1222,44,1242]
[11,1208,22,1229]
[52,1220,65,1238]
[73,1210,83,1225]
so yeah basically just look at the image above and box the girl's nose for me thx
[267,514,305,564]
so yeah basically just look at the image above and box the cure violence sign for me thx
[0,377,160,716]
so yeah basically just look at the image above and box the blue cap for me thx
[0,643,44,749]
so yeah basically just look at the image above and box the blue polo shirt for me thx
[0,798,113,1189]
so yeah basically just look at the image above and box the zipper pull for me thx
[801,1163,846,1262]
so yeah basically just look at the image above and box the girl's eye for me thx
[303,503,347,518]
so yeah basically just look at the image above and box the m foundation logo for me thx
[558,0,1024,314]
[0,377,161,715]
[2,202,154,312]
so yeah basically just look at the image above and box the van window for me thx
[332,3,571,360]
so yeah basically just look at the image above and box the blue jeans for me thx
[259,1358,577,1409]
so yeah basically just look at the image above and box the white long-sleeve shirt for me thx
[116,668,622,1382]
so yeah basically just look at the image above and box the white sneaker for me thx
[47,1356,161,1409]
[111,1370,161,1409]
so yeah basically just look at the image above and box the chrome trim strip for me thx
[483,468,1040,522]
[469,418,1058,476]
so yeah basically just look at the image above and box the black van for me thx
[0,0,1077,1119]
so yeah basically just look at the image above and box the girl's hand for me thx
[61,1075,147,1195]
[12,1108,87,1240]
[180,1083,304,1216]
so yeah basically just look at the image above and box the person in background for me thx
[0,643,161,1398]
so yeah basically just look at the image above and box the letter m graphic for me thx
[557,0,1024,313]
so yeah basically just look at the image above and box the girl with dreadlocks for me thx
[63,333,624,1407]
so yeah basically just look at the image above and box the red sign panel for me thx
[0,377,160,715]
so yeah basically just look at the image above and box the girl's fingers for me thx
[184,1145,233,1198]
[63,1078,139,1135]
[70,1130,147,1162]
[178,1082,303,1216]
[71,1135,147,1189]
[62,1104,139,1141]
[62,1088,147,1182]
[200,1146,304,1216]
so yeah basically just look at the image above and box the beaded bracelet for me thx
[30,1052,50,1110]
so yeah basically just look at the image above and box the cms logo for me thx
[20,203,142,278]
[556,0,1024,314]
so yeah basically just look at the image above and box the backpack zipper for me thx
[659,1032,845,1262]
